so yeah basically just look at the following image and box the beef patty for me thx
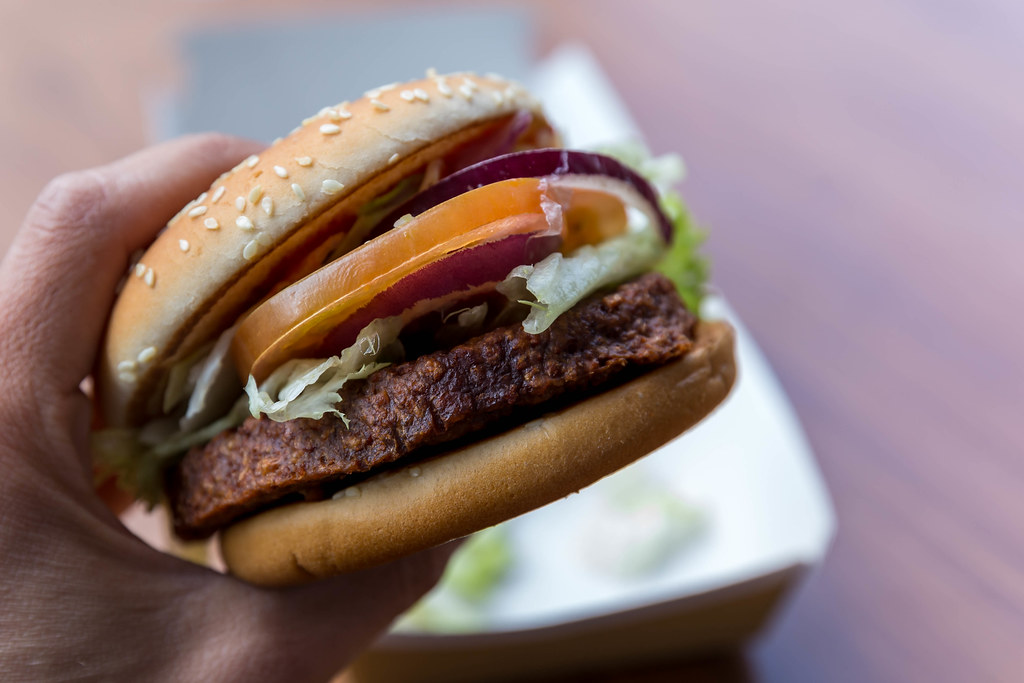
[170,273,696,539]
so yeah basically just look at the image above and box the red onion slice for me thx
[317,231,561,356]
[378,149,673,243]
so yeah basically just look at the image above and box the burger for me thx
[93,71,736,586]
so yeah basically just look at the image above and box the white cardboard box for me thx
[352,45,835,682]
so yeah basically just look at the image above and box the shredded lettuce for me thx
[92,399,251,505]
[579,473,705,578]
[244,315,403,423]
[94,318,405,502]
[245,361,385,424]
[498,225,664,334]
[444,526,513,603]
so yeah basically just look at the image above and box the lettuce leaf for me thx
[655,191,708,313]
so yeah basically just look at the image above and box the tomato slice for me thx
[231,177,630,382]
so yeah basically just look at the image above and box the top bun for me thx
[98,72,550,428]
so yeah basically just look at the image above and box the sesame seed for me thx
[320,123,341,135]
[295,156,313,167]
[291,183,306,201]
[248,186,262,204]
[338,108,352,120]
[235,196,246,211]
[134,262,146,278]
[137,346,157,364]
[400,90,415,102]
[144,268,155,287]
[388,153,400,164]
[365,88,381,99]
[236,216,254,230]
[204,217,220,230]
[261,197,274,216]
[187,205,207,218]
[242,239,259,260]
[371,99,390,112]
[409,466,421,478]
[256,231,274,246]
[459,83,474,99]
[211,186,226,203]
[321,179,344,195]
[414,88,429,102]
[436,79,453,97]
[118,372,137,384]
[178,239,190,252]
[462,78,478,92]
[426,67,438,78]
[245,154,259,168]
[196,191,208,204]
[273,165,289,178]
[345,485,361,497]
[394,213,414,228]
[116,360,137,372]
[325,108,342,122]
[492,90,504,104]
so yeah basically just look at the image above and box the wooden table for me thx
[3,1,1022,680]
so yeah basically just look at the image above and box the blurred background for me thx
[3,1,1024,681]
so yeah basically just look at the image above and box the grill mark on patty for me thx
[169,273,696,539]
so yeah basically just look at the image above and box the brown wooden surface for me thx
[3,1,1023,681]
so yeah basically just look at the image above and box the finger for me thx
[211,542,462,681]
[0,134,263,395]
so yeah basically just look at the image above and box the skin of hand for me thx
[0,134,456,682]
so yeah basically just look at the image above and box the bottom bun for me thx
[220,320,736,586]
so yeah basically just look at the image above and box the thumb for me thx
[0,133,263,399]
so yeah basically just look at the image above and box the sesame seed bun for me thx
[96,71,737,586]
[98,72,549,428]
[220,320,735,587]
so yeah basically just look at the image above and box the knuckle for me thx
[30,169,110,241]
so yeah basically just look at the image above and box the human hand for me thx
[0,135,454,682]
